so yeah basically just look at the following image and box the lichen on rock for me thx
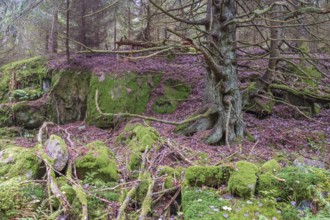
[45,135,69,172]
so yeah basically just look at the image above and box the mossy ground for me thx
[152,79,191,114]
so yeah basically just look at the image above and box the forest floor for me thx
[15,53,330,169]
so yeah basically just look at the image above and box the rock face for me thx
[12,102,47,129]
[45,135,69,172]
[49,70,91,124]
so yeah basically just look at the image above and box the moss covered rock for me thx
[260,159,281,174]
[12,101,47,128]
[184,166,231,188]
[152,79,191,114]
[75,141,118,182]
[87,73,161,128]
[45,135,69,172]
[49,70,91,124]
[228,161,258,198]
[0,146,43,181]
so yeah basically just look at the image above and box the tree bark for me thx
[184,0,244,145]
[66,0,70,63]
[50,11,58,53]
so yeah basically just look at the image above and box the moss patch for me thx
[152,79,191,114]
[260,159,281,174]
[158,166,181,189]
[0,146,43,181]
[184,166,232,188]
[0,178,46,220]
[117,123,160,172]
[87,73,161,128]
[182,187,227,220]
[228,161,259,198]
[0,56,47,103]
[75,141,118,182]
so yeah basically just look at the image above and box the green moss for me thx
[87,73,162,128]
[75,141,118,182]
[135,171,151,204]
[182,187,228,220]
[158,166,181,189]
[288,63,322,87]
[152,79,191,114]
[184,166,232,188]
[11,88,43,101]
[0,146,43,181]
[226,198,282,220]
[258,173,281,198]
[228,161,259,198]
[260,159,281,174]
[0,178,46,219]
[118,123,160,172]
[0,56,47,103]
[0,104,13,127]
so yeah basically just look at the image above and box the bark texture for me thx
[183,0,244,145]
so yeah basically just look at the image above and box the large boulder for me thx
[87,73,161,128]
[45,135,69,172]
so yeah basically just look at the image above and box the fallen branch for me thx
[139,178,155,220]
[95,90,213,126]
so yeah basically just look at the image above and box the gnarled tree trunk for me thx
[182,0,244,145]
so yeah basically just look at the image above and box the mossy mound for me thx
[158,166,181,189]
[117,123,160,171]
[228,161,258,198]
[0,178,46,220]
[152,79,191,114]
[260,159,281,174]
[0,146,43,181]
[87,73,161,128]
[0,56,47,103]
[242,82,275,116]
[49,70,91,124]
[184,166,232,188]
[75,141,118,182]
[258,165,330,203]
[11,88,43,102]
